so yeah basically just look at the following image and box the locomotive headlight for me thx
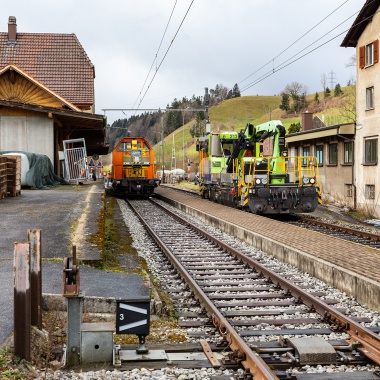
[255,178,262,185]
[303,177,310,184]
[310,178,316,184]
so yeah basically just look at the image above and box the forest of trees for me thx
[106,83,241,149]
[106,74,353,151]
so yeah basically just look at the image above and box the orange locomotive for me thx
[111,137,159,196]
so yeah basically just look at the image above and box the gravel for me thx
[34,198,380,379]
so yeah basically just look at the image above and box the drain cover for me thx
[287,337,336,365]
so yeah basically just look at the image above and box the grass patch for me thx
[100,197,148,275]
[0,348,27,379]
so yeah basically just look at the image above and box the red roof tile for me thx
[0,32,94,105]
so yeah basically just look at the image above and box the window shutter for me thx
[374,39,379,63]
[359,45,365,68]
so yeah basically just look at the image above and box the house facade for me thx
[286,113,356,208]
[342,0,380,217]
[0,16,107,173]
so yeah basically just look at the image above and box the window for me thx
[364,138,377,164]
[316,145,323,165]
[366,87,374,110]
[359,40,379,68]
[302,146,310,165]
[344,141,354,164]
[345,184,353,197]
[365,184,375,200]
[366,43,374,66]
[329,144,338,164]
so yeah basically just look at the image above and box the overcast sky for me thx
[3,0,361,125]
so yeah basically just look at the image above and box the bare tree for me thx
[283,81,307,98]
[320,73,327,93]
[283,82,308,114]
[339,85,356,123]
[345,54,356,68]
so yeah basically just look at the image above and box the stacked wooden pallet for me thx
[0,156,7,199]
[0,154,22,199]
[6,155,21,197]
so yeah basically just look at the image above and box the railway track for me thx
[288,216,380,250]
[162,184,380,250]
[120,197,380,380]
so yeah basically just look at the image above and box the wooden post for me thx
[28,229,42,329]
[14,242,31,361]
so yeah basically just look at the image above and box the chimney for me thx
[8,16,17,42]
[301,111,313,131]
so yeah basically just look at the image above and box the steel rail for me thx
[299,216,380,242]
[149,198,380,366]
[127,199,279,380]
[161,184,380,243]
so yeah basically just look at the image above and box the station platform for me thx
[0,181,149,347]
[154,186,380,313]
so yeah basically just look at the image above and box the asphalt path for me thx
[0,183,148,346]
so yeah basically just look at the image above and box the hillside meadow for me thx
[153,87,355,173]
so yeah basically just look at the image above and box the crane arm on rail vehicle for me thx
[226,120,286,173]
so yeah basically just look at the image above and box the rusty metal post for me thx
[14,242,31,361]
[64,244,83,367]
[28,229,42,329]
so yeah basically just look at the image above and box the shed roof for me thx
[341,0,380,47]
[0,31,95,106]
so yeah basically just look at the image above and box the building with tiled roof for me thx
[0,16,107,174]
[0,26,95,110]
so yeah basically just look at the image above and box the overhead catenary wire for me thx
[130,0,179,114]
[240,7,363,93]
[240,6,379,93]
[113,0,371,123]
[135,0,195,113]
[238,0,351,87]
[143,0,361,105]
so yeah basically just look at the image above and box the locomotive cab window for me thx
[117,142,132,152]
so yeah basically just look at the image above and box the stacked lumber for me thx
[0,156,6,199]
[6,155,21,197]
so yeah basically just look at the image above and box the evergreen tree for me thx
[287,122,302,134]
[292,95,300,113]
[324,87,331,98]
[166,111,180,134]
[299,92,307,110]
[334,83,343,97]
[279,93,290,112]
[314,92,320,104]
[232,83,241,97]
